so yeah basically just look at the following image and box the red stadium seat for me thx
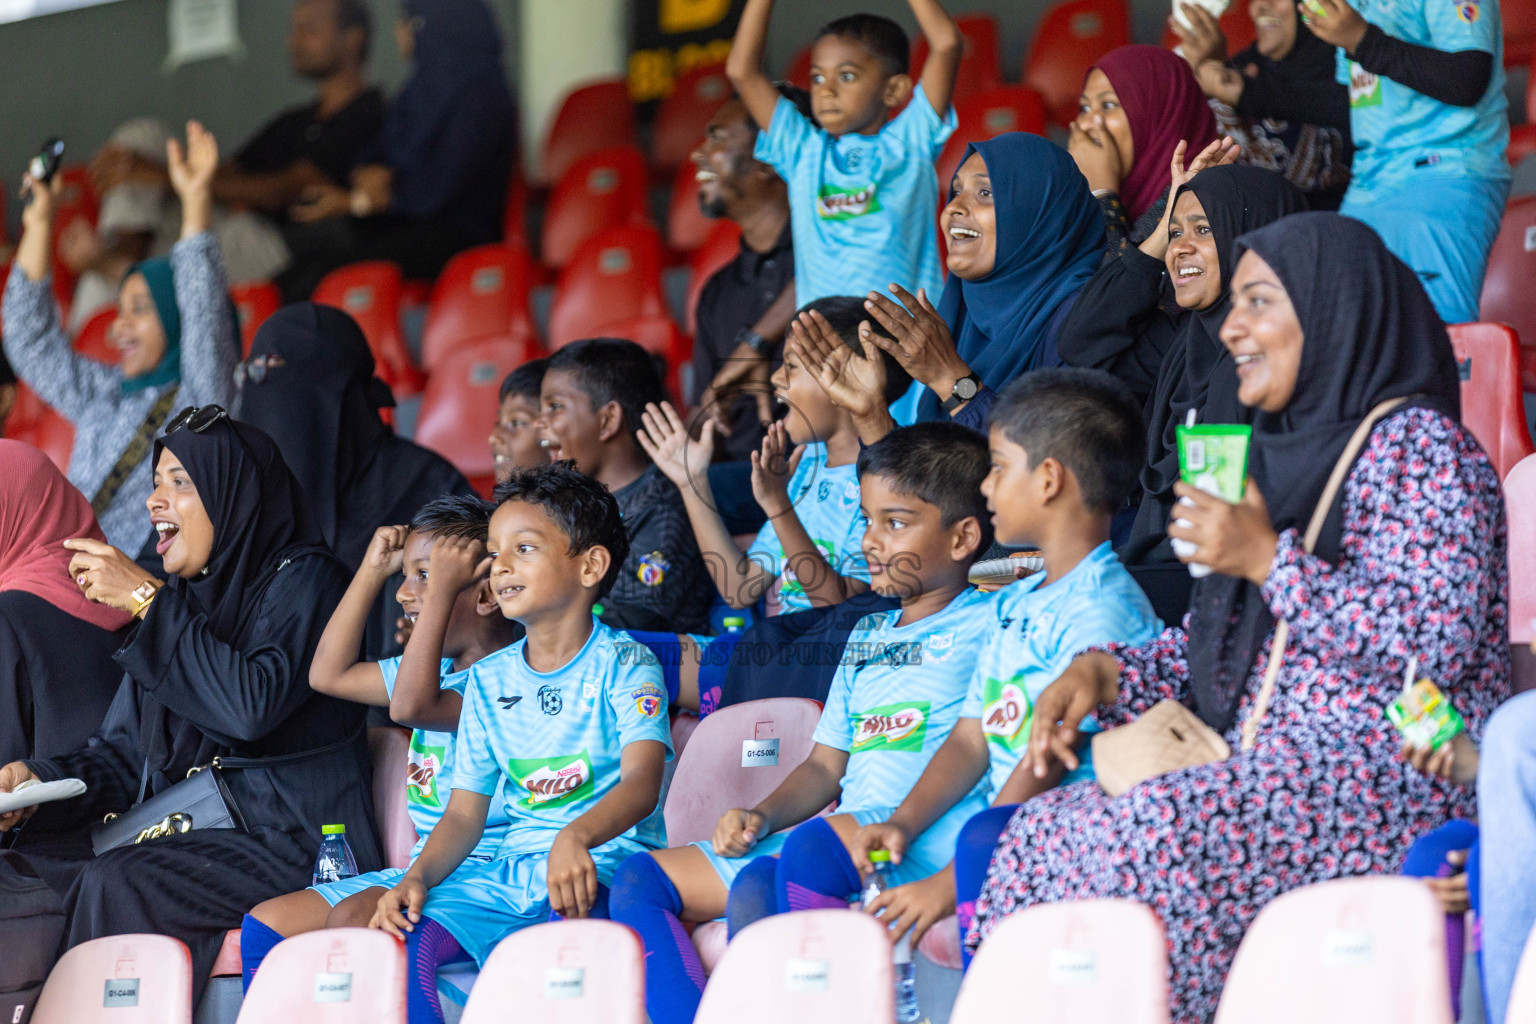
[540,146,652,270]
[6,384,75,473]
[229,281,281,359]
[1508,455,1536,650]
[540,77,638,186]
[1213,878,1452,1024]
[311,262,425,395]
[504,164,529,249]
[684,219,744,335]
[235,929,405,1024]
[460,921,645,1024]
[420,245,539,371]
[1449,322,1536,478]
[73,306,118,364]
[783,45,814,89]
[595,314,693,406]
[414,336,531,493]
[1023,0,1133,126]
[667,160,718,254]
[547,225,668,351]
[653,64,734,173]
[951,900,1169,1024]
[1159,4,1257,57]
[1509,124,1536,165]
[694,911,893,1024]
[49,165,101,317]
[936,85,1050,192]
[1506,0,1536,66]
[33,934,192,1024]
[912,13,1003,104]
[1479,197,1536,392]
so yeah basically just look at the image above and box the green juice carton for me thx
[1175,424,1251,502]
[1388,678,1467,750]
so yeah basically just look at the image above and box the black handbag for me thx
[89,727,363,856]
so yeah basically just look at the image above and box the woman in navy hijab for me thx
[278,0,516,300]
[859,132,1106,427]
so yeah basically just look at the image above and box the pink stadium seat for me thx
[235,928,406,1023]
[917,917,964,969]
[420,244,540,371]
[312,262,425,396]
[653,64,734,173]
[32,934,193,1024]
[540,146,652,270]
[951,899,1169,1024]
[695,910,893,1024]
[1477,197,1536,392]
[685,219,744,335]
[415,336,532,496]
[1448,322,1536,478]
[73,306,118,364]
[1023,0,1133,127]
[671,710,702,760]
[912,13,1003,105]
[540,77,638,186]
[547,226,668,351]
[460,920,645,1024]
[1507,456,1536,691]
[1212,877,1453,1024]
[668,160,718,254]
[936,85,1051,193]
[1505,919,1536,1022]
[230,282,281,360]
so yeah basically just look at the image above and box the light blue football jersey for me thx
[745,443,869,616]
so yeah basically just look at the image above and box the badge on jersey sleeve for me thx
[980,673,1032,752]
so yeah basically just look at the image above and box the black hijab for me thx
[239,303,463,569]
[1139,166,1308,532]
[1186,212,1461,732]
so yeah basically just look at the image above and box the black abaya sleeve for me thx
[1058,246,1179,409]
[112,553,349,749]
[23,678,142,832]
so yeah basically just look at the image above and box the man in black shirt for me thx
[688,92,803,465]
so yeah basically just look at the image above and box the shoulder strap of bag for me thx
[90,387,180,517]
[1238,395,1412,752]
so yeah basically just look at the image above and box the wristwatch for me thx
[942,373,981,414]
[734,327,774,358]
[128,579,161,619]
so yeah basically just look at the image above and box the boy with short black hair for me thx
[725,0,960,314]
[241,494,520,993]
[370,463,673,1024]
[490,357,547,485]
[611,421,994,1024]
[852,368,1162,964]
[640,296,911,616]
[537,339,712,634]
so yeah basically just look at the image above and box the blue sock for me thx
[609,854,705,1024]
[624,631,683,703]
[954,805,1016,971]
[726,855,778,939]
[546,883,612,922]
[775,818,862,914]
[239,913,284,993]
[403,916,473,1024]
[697,633,743,717]
[1402,818,1480,1020]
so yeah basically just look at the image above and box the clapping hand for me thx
[862,285,972,401]
[750,421,799,520]
[637,401,714,495]
[790,309,887,422]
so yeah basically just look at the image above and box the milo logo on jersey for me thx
[850,701,930,753]
[406,736,447,807]
[508,751,595,810]
[981,674,1031,752]
[778,539,839,601]
[1348,62,1382,108]
[816,183,883,221]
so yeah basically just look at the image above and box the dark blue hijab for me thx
[923,133,1105,421]
[386,0,507,173]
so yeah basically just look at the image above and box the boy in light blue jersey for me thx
[853,369,1161,968]
[369,465,672,1024]
[1307,0,1509,321]
[611,421,995,1024]
[640,296,910,617]
[240,495,522,990]
[726,0,961,310]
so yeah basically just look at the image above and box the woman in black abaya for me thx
[0,408,379,999]
[237,303,471,658]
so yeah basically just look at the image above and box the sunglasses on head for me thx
[165,405,229,436]
[234,353,286,388]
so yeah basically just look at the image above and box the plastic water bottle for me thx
[722,617,745,634]
[312,824,359,886]
[862,850,922,1023]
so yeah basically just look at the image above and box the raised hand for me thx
[697,348,773,437]
[1171,3,1228,66]
[426,534,491,599]
[790,309,886,421]
[167,121,218,205]
[749,420,798,520]
[364,525,411,578]
[1141,135,1242,260]
[637,400,714,494]
[1301,0,1368,51]
[862,284,971,399]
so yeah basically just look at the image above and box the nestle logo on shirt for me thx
[816,183,882,221]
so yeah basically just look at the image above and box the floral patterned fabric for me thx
[967,407,1509,1023]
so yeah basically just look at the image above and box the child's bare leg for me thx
[325,886,388,928]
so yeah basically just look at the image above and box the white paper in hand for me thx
[1171,0,1231,34]
[0,777,86,814]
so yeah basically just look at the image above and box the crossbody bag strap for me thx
[1239,396,1413,752]
[90,387,180,517]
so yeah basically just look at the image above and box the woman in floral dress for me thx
[967,213,1510,1023]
